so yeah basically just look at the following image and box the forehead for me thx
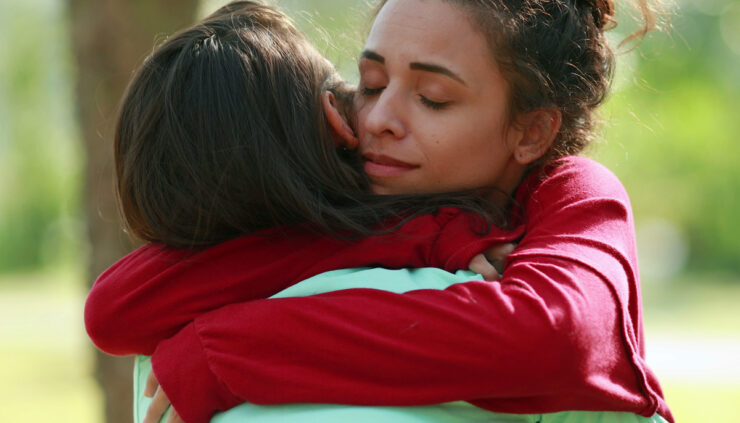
[367,0,489,64]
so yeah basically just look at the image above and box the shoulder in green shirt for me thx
[134,267,667,423]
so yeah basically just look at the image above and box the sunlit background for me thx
[1,0,739,421]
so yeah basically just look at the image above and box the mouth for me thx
[362,153,418,178]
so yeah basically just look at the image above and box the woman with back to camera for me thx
[89,3,524,422]
[85,1,673,422]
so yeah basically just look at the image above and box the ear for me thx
[322,91,358,150]
[511,108,561,165]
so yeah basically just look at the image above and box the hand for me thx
[143,370,184,423]
[468,242,516,280]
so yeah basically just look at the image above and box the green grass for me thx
[0,348,102,422]
[1,269,738,422]
[661,381,740,423]
[640,273,740,421]
[0,270,103,423]
[642,272,740,335]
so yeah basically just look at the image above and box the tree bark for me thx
[68,1,198,421]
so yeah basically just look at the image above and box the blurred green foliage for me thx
[0,0,738,277]
[593,1,740,273]
[0,0,84,273]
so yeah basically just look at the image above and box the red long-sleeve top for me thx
[85,156,672,423]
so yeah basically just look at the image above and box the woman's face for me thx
[356,0,525,198]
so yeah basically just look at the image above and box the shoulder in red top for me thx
[151,156,673,422]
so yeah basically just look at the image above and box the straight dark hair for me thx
[115,1,501,248]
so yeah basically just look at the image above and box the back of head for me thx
[115,1,365,247]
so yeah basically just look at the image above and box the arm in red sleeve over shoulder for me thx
[151,157,673,423]
[85,208,520,356]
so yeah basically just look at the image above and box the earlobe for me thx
[513,108,561,164]
[321,91,359,150]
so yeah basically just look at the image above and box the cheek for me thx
[433,128,502,179]
[437,126,493,158]
[355,104,371,141]
[465,113,510,155]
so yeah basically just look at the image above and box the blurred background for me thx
[1,0,738,421]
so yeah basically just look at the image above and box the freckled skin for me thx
[356,0,527,202]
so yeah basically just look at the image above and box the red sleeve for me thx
[151,157,672,423]
[85,209,521,356]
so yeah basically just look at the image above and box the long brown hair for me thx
[115,1,499,248]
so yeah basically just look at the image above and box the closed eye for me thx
[361,87,384,96]
[420,95,450,110]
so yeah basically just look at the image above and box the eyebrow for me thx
[360,50,385,64]
[409,62,466,86]
[360,50,466,86]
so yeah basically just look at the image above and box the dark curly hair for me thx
[376,0,662,165]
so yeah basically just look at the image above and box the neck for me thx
[487,160,526,208]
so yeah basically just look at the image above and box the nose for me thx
[362,87,406,140]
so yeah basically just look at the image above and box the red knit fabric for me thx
[86,156,672,423]
[86,209,517,356]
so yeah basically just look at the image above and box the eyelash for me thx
[360,86,450,111]
[361,87,383,96]
[420,96,449,110]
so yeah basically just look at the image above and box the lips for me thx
[362,153,418,177]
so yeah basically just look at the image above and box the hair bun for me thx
[583,0,614,29]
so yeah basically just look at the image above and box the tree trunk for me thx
[68,1,198,421]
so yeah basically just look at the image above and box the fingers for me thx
[166,407,185,423]
[486,242,516,260]
[144,370,160,398]
[468,253,501,281]
[143,385,171,423]
[143,370,180,423]
[469,242,518,280]
[485,242,516,274]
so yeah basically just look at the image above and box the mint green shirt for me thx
[134,267,667,423]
